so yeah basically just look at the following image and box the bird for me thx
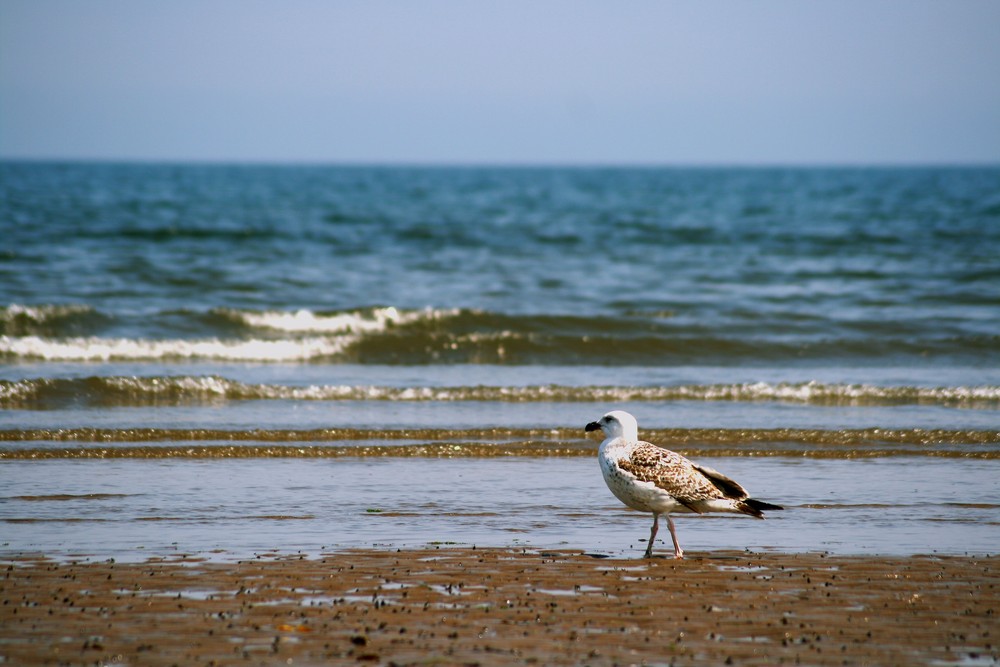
[585,410,782,559]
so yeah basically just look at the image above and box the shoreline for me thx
[2,548,996,666]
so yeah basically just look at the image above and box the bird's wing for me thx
[616,442,725,513]
[690,462,750,500]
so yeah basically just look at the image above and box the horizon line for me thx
[2,155,999,170]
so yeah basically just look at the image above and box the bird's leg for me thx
[644,513,659,558]
[667,515,684,559]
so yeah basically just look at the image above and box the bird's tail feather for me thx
[738,498,784,518]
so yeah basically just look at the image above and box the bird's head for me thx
[585,410,639,441]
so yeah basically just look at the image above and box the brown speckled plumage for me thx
[616,443,729,513]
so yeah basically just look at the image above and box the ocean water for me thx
[1,162,998,559]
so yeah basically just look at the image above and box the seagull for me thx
[586,410,782,559]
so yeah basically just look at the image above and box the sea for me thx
[1,162,998,561]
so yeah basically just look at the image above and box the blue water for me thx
[2,163,998,363]
[3,457,997,561]
[1,162,998,558]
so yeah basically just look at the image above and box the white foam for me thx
[714,381,1000,403]
[0,335,351,362]
[225,307,456,334]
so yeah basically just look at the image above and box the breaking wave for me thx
[0,335,351,362]
[2,304,996,364]
[0,306,470,362]
[214,306,458,334]
[0,304,105,337]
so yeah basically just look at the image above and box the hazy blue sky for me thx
[2,0,999,165]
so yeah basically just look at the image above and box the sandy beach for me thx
[2,548,996,666]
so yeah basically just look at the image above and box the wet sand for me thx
[2,548,996,666]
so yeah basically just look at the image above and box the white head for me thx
[584,410,639,441]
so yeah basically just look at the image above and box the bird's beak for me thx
[585,421,602,433]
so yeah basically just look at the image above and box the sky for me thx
[2,0,999,165]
